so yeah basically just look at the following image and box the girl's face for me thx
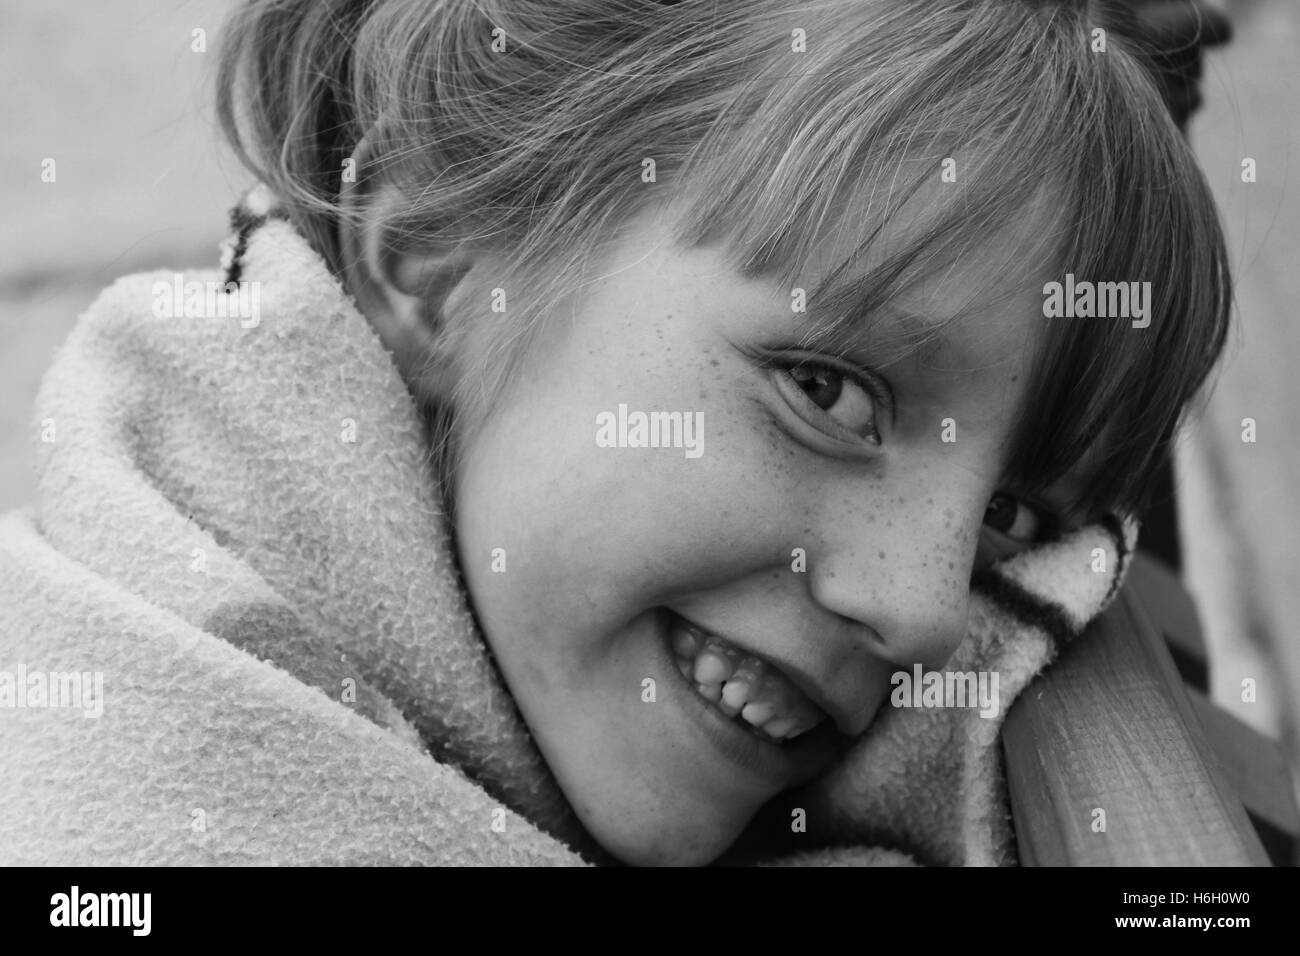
[453,201,1075,866]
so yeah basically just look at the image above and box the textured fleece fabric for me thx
[0,185,1137,866]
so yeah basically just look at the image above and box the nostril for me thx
[867,602,969,670]
[862,623,890,653]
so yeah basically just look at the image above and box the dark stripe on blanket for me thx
[970,568,1077,646]
[222,193,289,286]
[223,209,261,286]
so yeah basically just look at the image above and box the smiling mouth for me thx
[665,611,830,745]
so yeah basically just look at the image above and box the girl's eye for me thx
[983,492,1042,543]
[780,362,882,444]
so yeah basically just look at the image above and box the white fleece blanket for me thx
[0,188,1137,866]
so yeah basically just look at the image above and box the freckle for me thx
[948,561,955,570]
[886,520,893,527]
[711,359,720,367]
[878,551,885,560]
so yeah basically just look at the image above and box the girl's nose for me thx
[807,498,980,671]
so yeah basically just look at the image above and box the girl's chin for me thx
[587,801,753,867]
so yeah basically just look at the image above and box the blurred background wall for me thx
[1,0,1297,766]
[0,0,236,508]
[1179,0,1300,760]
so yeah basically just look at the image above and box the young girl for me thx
[0,0,1229,867]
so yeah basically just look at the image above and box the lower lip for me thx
[653,608,843,787]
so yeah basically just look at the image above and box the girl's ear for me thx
[338,135,477,402]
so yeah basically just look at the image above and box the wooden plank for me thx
[1003,585,1270,865]
[1123,553,1298,848]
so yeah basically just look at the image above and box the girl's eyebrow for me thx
[885,306,965,363]
[814,299,972,369]
[875,300,1022,375]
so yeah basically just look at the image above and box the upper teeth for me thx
[670,616,826,743]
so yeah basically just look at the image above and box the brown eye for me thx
[983,493,1041,542]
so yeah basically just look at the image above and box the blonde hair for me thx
[216,0,1230,520]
